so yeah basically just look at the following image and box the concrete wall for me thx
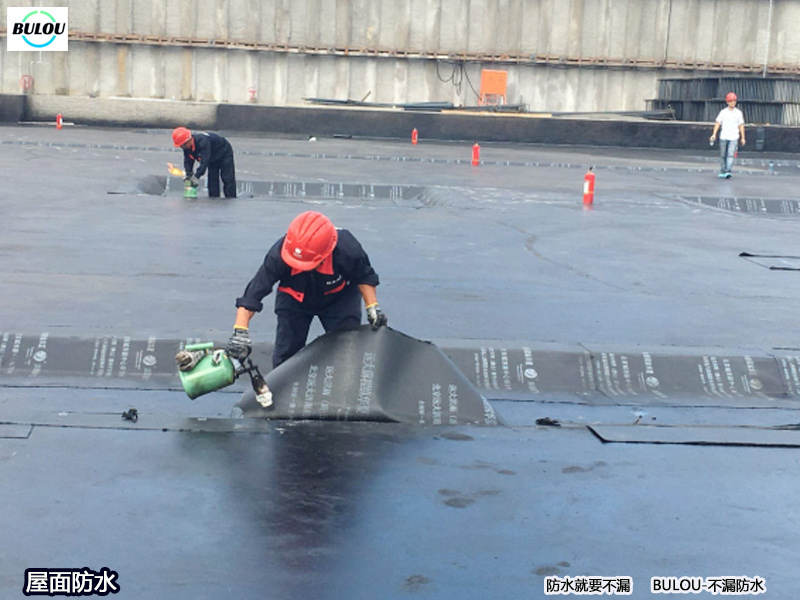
[6,92,799,154]
[1,0,799,112]
[23,94,218,128]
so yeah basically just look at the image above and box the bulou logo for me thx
[6,7,68,51]
[13,10,65,47]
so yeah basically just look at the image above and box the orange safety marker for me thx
[56,113,63,129]
[583,167,595,206]
[471,143,480,166]
[411,128,418,145]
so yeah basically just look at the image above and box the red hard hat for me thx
[726,92,737,102]
[172,127,192,147]
[281,211,338,271]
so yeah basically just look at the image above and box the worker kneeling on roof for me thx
[172,127,237,198]
[227,211,388,368]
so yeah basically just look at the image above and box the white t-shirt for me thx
[715,107,744,140]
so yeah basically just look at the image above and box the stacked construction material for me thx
[647,77,800,125]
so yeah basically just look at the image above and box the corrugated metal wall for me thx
[1,0,799,112]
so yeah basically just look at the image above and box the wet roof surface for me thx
[2,124,800,598]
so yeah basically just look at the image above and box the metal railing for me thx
[1,28,799,74]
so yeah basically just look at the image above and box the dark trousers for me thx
[208,154,237,198]
[272,290,361,368]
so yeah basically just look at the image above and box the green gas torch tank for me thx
[178,342,235,399]
[184,180,198,199]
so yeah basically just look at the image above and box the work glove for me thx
[184,174,199,187]
[365,303,388,330]
[226,327,252,360]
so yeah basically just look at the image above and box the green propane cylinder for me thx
[184,180,198,199]
[178,342,235,399]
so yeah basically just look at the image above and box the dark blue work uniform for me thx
[183,132,237,198]
[236,229,380,367]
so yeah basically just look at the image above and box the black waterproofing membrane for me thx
[236,326,502,425]
[677,196,800,217]
[739,252,800,270]
[589,424,800,447]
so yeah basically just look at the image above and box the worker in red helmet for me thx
[709,92,746,179]
[172,127,237,197]
[226,211,387,367]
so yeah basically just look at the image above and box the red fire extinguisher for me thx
[471,143,480,166]
[56,113,63,130]
[583,167,595,205]
[411,128,418,145]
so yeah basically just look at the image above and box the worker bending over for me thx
[226,211,387,367]
[172,127,237,198]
